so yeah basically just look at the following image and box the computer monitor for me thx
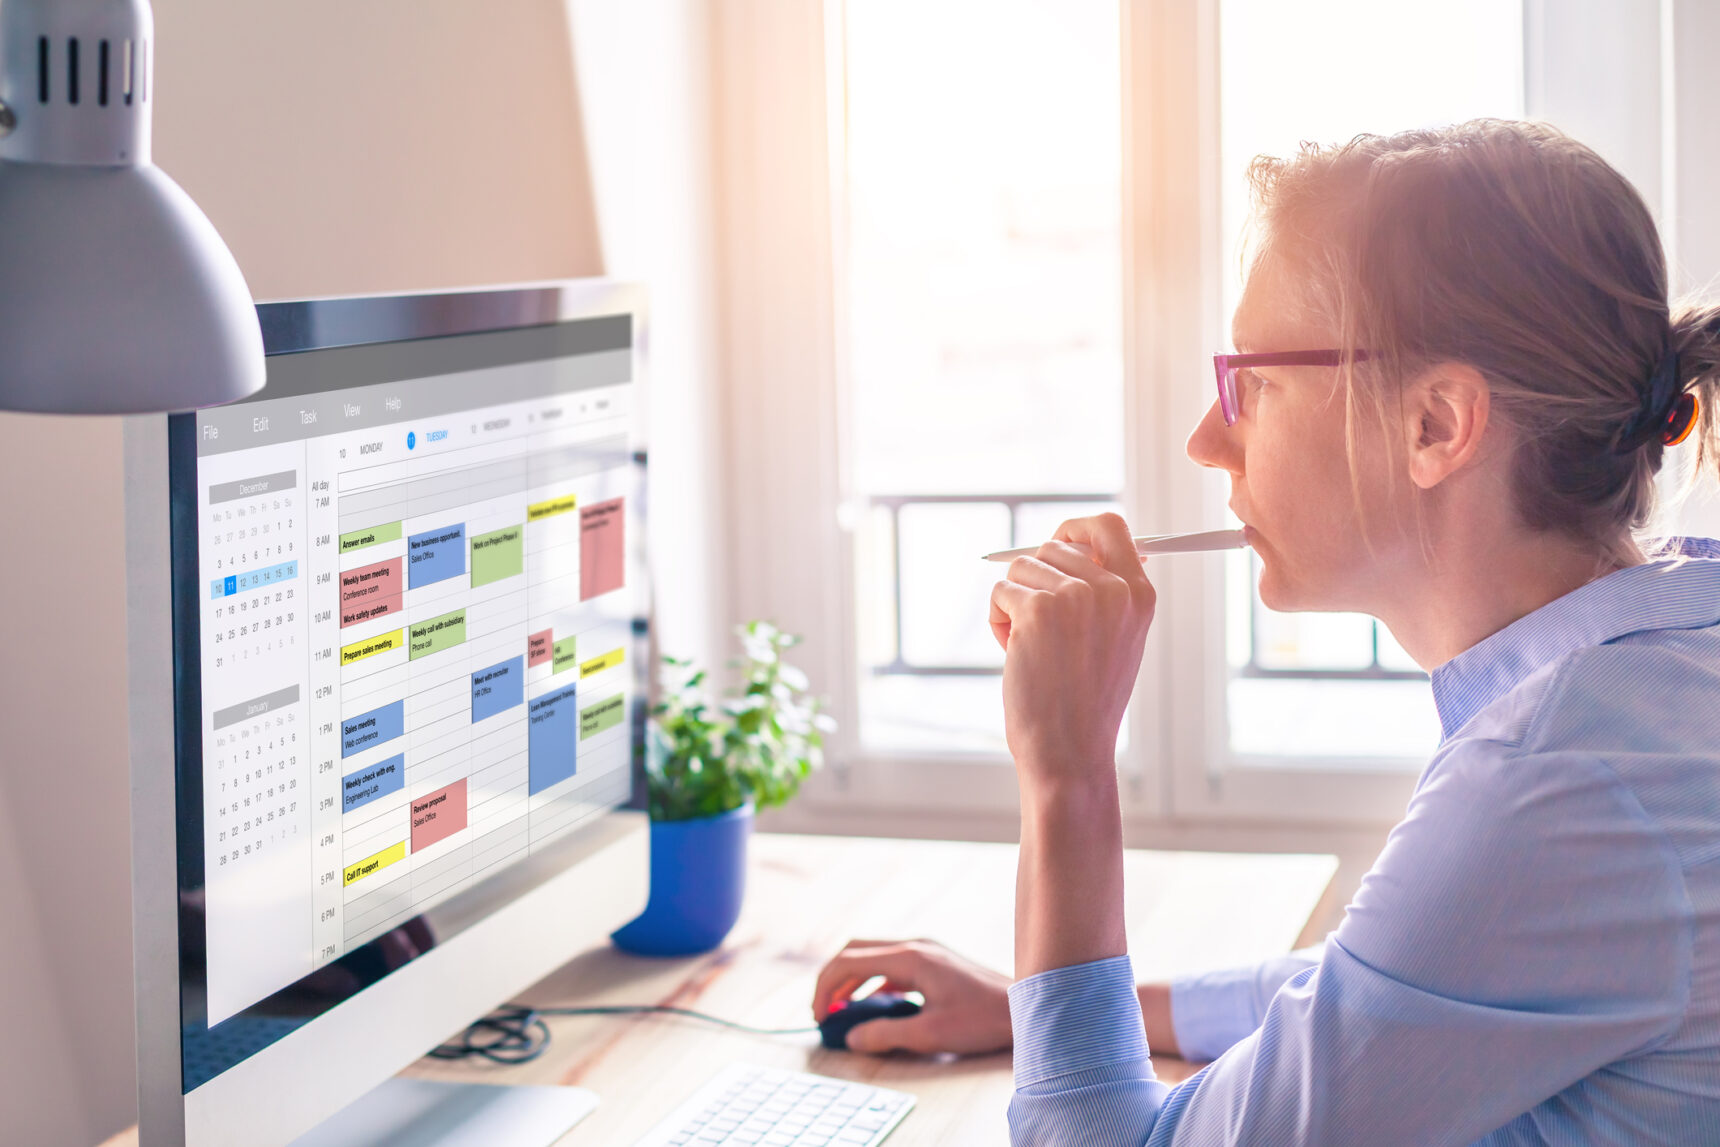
[123,281,651,1147]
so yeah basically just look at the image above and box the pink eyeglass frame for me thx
[1213,349,1374,426]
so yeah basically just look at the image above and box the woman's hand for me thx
[988,512,1156,796]
[810,939,1013,1055]
[989,513,1155,978]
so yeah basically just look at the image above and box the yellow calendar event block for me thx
[341,629,403,666]
[343,841,406,886]
[527,493,578,522]
[580,647,626,678]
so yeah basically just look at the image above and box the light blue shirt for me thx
[1008,539,1720,1146]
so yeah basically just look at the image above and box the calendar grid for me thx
[193,381,637,1028]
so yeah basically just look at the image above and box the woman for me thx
[812,119,1720,1144]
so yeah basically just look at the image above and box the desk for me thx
[102,833,1336,1147]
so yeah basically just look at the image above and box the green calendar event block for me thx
[580,694,626,739]
[470,525,524,587]
[553,635,579,675]
[339,520,403,554]
[409,609,467,660]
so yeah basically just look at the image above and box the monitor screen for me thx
[166,294,643,1090]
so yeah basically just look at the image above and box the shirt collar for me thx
[1430,537,1720,740]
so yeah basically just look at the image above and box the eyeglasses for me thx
[1212,350,1374,426]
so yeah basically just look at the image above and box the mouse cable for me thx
[428,1004,820,1065]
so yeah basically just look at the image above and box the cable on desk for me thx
[428,1004,820,1066]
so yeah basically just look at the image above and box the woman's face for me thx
[1186,254,1412,614]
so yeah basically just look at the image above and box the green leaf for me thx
[645,620,837,822]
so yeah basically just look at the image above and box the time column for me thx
[304,437,346,967]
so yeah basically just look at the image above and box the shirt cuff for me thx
[1008,955,1148,1089]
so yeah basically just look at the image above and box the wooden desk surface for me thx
[102,833,1336,1147]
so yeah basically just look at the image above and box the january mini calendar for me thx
[208,703,301,871]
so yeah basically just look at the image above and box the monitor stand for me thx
[290,1079,600,1147]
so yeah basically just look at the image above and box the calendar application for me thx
[192,342,635,1026]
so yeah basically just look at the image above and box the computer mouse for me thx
[818,992,923,1050]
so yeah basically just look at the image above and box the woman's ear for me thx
[1404,362,1490,490]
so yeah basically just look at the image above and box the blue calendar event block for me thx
[527,683,579,794]
[342,753,405,813]
[407,523,466,589]
[471,657,525,723]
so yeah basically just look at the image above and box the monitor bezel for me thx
[127,279,651,1147]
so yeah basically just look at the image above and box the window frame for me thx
[1129,0,1426,825]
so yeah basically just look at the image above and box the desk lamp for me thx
[0,0,263,414]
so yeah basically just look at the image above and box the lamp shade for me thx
[0,0,264,414]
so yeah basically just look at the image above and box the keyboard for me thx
[630,1062,915,1146]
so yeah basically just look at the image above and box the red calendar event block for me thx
[580,497,625,601]
[527,627,554,668]
[410,778,467,852]
[340,557,405,628]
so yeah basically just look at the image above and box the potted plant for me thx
[611,621,833,956]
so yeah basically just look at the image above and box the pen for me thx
[981,528,1249,562]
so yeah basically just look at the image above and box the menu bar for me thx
[195,350,629,457]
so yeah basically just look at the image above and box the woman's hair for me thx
[1246,118,1720,558]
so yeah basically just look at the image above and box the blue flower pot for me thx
[611,803,753,957]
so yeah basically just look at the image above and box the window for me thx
[829,0,1522,814]
[839,0,1125,755]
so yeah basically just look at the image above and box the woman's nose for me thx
[1186,399,1242,475]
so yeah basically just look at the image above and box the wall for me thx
[0,416,137,1146]
[1665,0,1720,538]
[566,0,728,675]
[0,423,128,1143]
[1525,0,1720,540]
[153,0,602,301]
[0,2,653,1143]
